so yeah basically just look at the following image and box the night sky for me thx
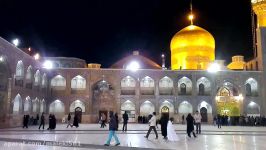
[0,0,253,68]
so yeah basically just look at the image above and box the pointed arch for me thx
[159,76,173,95]
[159,100,174,114]
[178,101,193,114]
[24,96,32,113]
[51,75,66,90]
[178,77,192,95]
[71,75,86,89]
[245,78,258,96]
[34,70,41,86]
[70,100,85,112]
[26,66,33,81]
[247,101,260,115]
[49,100,65,113]
[140,76,154,95]
[140,101,155,116]
[13,94,22,113]
[121,76,136,95]
[40,99,46,113]
[197,77,211,95]
[198,101,212,113]
[15,60,24,78]
[121,76,136,88]
[32,98,39,113]
[41,73,48,88]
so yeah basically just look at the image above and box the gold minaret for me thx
[252,0,266,27]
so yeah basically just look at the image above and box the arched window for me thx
[41,73,48,88]
[140,76,154,88]
[178,101,193,114]
[40,99,46,113]
[159,100,174,114]
[159,76,173,88]
[121,76,136,88]
[219,87,230,96]
[199,83,205,95]
[246,83,252,96]
[178,77,192,95]
[121,76,136,95]
[197,77,211,95]
[245,78,258,96]
[140,101,155,116]
[49,100,65,113]
[70,100,85,112]
[51,75,66,90]
[24,96,31,112]
[159,77,174,95]
[71,75,86,89]
[247,101,260,115]
[13,94,22,113]
[15,60,24,78]
[32,98,39,113]
[140,76,155,95]
[180,83,186,95]
[34,70,41,86]
[26,66,33,81]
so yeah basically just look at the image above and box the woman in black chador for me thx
[72,114,79,128]
[48,114,56,130]
[186,113,197,138]
[160,114,169,139]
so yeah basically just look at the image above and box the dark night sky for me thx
[0,0,253,68]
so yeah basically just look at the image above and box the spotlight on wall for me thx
[126,61,140,72]
[33,53,40,60]
[43,60,53,69]
[207,63,221,73]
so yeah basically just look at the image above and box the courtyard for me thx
[0,124,265,150]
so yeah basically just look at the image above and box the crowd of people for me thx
[22,111,266,147]
[22,112,80,130]
[213,115,266,126]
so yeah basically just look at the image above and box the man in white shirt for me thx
[144,112,158,139]
[194,111,202,134]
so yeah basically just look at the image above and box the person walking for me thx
[217,114,222,129]
[144,112,158,139]
[100,113,106,128]
[72,114,79,128]
[160,113,169,139]
[23,115,28,128]
[194,111,202,134]
[186,113,196,138]
[122,112,129,132]
[182,115,185,124]
[167,118,179,141]
[38,113,45,130]
[66,113,72,128]
[115,113,119,130]
[104,111,120,146]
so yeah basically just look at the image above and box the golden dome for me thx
[170,25,215,70]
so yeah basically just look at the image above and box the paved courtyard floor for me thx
[0,124,266,150]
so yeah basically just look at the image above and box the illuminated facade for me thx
[0,1,265,128]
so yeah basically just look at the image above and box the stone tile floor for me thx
[0,124,265,150]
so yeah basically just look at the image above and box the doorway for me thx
[200,107,208,122]
[75,107,82,123]
[161,106,170,119]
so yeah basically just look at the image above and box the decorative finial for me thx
[188,0,194,25]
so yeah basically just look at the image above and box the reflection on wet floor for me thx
[0,124,265,150]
